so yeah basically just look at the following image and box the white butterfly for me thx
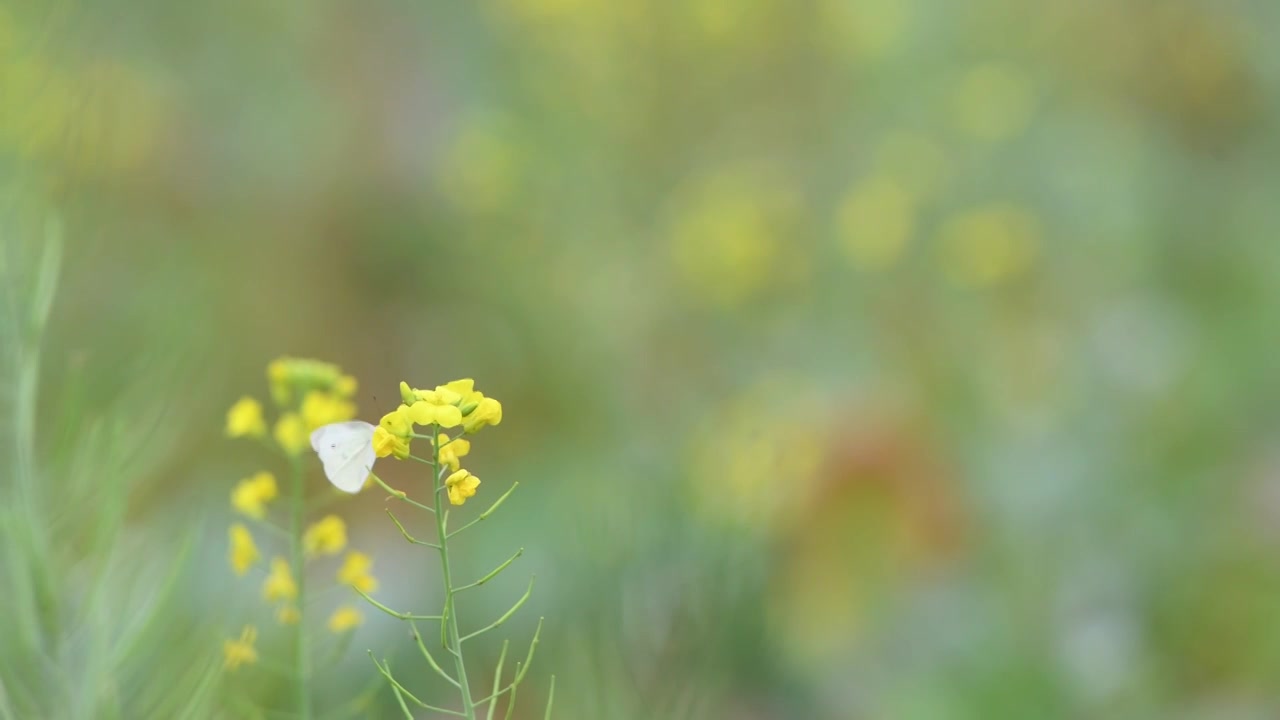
[310,421,377,493]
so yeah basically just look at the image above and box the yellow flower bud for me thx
[335,375,358,398]
[337,551,378,593]
[300,391,356,431]
[263,557,298,603]
[231,471,278,519]
[274,413,309,455]
[328,605,363,633]
[223,626,258,670]
[225,397,267,439]
[303,515,348,556]
[268,358,292,406]
[228,524,260,576]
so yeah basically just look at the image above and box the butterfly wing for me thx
[311,421,377,493]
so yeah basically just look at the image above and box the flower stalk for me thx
[288,454,312,720]
[336,378,553,718]
[222,357,375,714]
[430,422,478,718]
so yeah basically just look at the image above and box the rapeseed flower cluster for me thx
[221,358,377,676]
[365,378,502,505]
[312,378,554,718]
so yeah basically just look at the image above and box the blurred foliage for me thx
[3,0,1280,717]
[0,212,221,719]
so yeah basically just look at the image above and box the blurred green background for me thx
[3,0,1280,717]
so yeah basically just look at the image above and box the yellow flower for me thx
[372,425,410,459]
[303,515,347,556]
[328,605,363,633]
[337,551,378,593]
[223,626,258,670]
[462,397,502,434]
[274,413,309,455]
[267,357,350,406]
[277,604,301,625]
[440,379,481,407]
[430,385,462,406]
[300,391,356,431]
[230,471,278,519]
[445,469,481,506]
[379,406,414,437]
[335,374,358,398]
[399,383,450,406]
[436,434,470,472]
[228,523,260,576]
[225,397,266,439]
[267,358,292,406]
[407,400,462,428]
[263,557,298,603]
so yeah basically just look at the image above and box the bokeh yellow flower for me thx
[436,434,471,472]
[667,170,804,308]
[228,523,260,576]
[937,204,1041,287]
[225,397,266,439]
[462,397,502,434]
[263,557,298,603]
[836,177,916,272]
[274,413,309,455]
[303,515,347,556]
[439,120,522,215]
[277,604,301,625]
[445,469,481,506]
[873,131,951,201]
[230,471,278,519]
[950,63,1037,142]
[335,374,358,398]
[328,605,363,633]
[300,390,356,431]
[267,357,351,407]
[223,626,258,671]
[820,0,912,61]
[689,377,826,535]
[267,358,292,406]
[337,551,378,593]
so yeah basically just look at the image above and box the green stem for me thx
[288,454,312,719]
[8,235,61,645]
[431,423,477,719]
